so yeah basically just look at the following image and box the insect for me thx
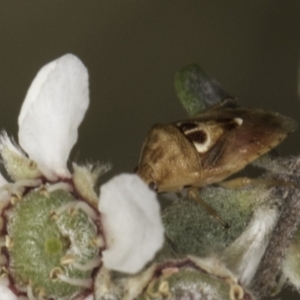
[136,99,297,225]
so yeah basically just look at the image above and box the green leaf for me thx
[174,64,231,116]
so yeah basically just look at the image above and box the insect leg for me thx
[218,177,295,189]
[187,187,229,228]
[165,234,179,254]
[175,192,183,200]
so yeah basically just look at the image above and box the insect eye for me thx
[149,182,158,192]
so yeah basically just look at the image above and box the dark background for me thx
[0,2,300,298]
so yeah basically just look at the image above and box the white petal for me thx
[0,171,7,188]
[0,171,10,202]
[99,174,164,274]
[0,285,17,300]
[18,54,89,178]
[223,205,278,285]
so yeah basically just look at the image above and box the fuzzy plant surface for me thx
[92,64,300,300]
[0,56,299,300]
[167,65,300,299]
[0,54,164,300]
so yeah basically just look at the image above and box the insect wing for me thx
[178,107,297,186]
[138,104,297,192]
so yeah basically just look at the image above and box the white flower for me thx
[0,54,164,300]
[18,54,89,180]
[99,174,164,273]
[0,285,17,300]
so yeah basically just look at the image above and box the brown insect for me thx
[136,99,297,223]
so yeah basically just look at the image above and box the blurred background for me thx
[0,1,300,298]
